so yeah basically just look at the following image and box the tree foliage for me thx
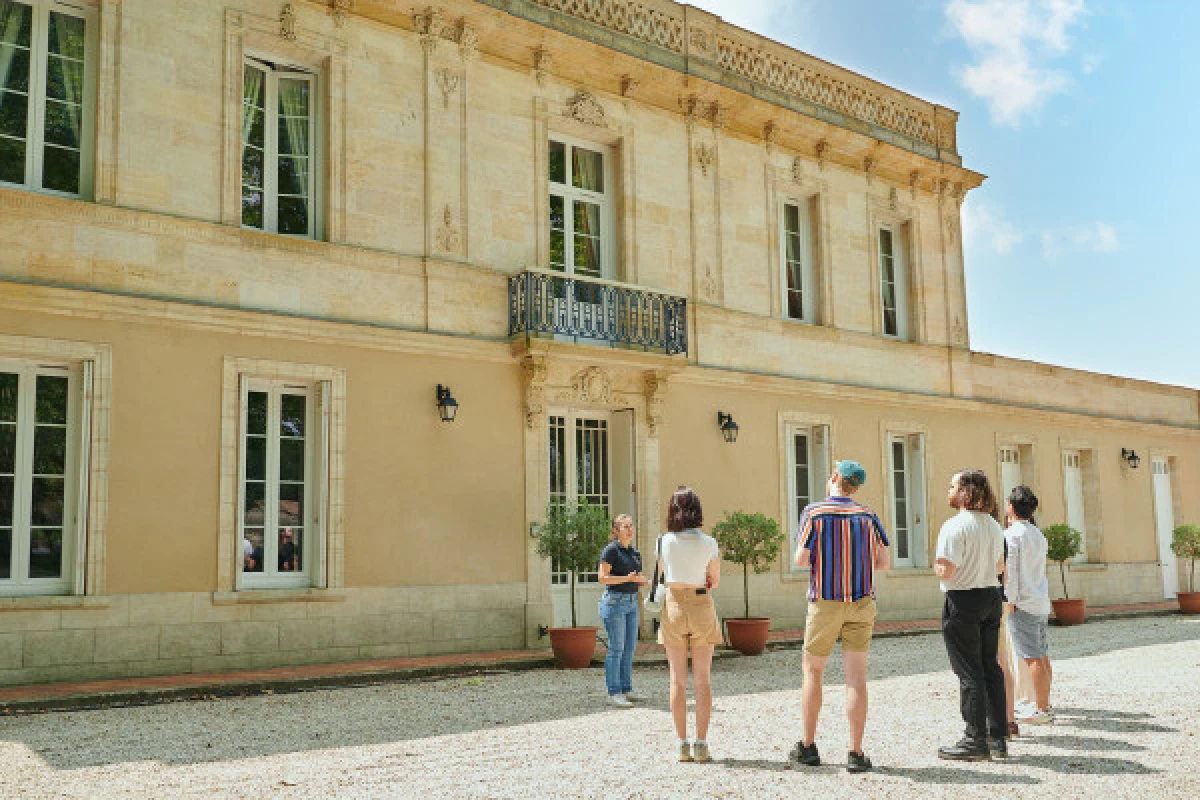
[712,511,785,618]
[1170,524,1200,593]
[534,500,612,627]
[1043,523,1083,600]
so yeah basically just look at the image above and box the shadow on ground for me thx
[0,616,1194,771]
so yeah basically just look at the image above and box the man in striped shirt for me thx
[789,460,891,774]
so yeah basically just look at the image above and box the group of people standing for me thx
[594,463,1056,771]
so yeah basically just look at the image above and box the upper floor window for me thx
[242,57,317,237]
[548,135,613,280]
[878,225,910,339]
[0,0,93,198]
[782,200,817,322]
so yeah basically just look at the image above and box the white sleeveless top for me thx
[659,530,720,585]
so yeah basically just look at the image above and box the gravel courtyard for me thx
[1,615,1198,799]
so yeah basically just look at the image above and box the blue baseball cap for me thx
[836,460,867,487]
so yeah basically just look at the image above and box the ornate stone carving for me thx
[522,354,549,428]
[457,21,479,60]
[688,26,713,57]
[414,7,445,55]
[762,121,777,153]
[791,157,804,184]
[280,3,297,40]
[951,317,967,346]
[909,170,921,197]
[537,0,685,53]
[434,69,460,109]
[565,91,607,127]
[680,94,704,130]
[700,270,718,301]
[694,144,716,177]
[620,75,640,98]
[888,187,898,211]
[815,140,828,170]
[643,371,668,438]
[709,104,727,130]
[572,367,613,405]
[532,47,552,87]
[435,204,460,253]
[944,212,959,245]
[863,155,876,184]
[330,0,352,27]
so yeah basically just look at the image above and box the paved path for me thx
[1,614,1197,799]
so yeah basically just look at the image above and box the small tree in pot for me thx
[534,500,612,667]
[712,511,785,655]
[1170,524,1200,614]
[1044,523,1086,625]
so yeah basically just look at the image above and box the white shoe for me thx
[1021,710,1054,725]
[623,691,646,702]
[609,694,634,708]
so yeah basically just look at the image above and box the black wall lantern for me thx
[717,411,739,444]
[1121,448,1140,469]
[436,384,459,423]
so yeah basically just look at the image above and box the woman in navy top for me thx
[598,514,648,707]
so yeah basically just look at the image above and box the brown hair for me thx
[953,469,997,514]
[610,513,633,541]
[667,486,703,532]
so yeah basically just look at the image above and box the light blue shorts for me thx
[1010,608,1049,659]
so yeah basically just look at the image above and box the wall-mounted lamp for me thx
[717,411,739,444]
[436,384,459,423]
[1121,448,1141,469]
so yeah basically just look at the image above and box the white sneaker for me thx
[609,694,634,708]
[623,691,646,702]
[1021,710,1054,725]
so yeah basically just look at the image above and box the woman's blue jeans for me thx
[599,591,639,696]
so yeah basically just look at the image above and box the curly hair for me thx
[953,469,997,514]
[667,486,703,532]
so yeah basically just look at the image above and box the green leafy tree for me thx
[534,500,612,627]
[1044,523,1084,600]
[711,511,785,618]
[1170,524,1200,593]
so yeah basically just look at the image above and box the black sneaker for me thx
[937,737,991,762]
[987,738,1008,759]
[789,740,821,767]
[846,750,873,773]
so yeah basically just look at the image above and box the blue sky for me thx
[693,0,1199,390]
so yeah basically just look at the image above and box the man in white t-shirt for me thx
[934,469,1007,762]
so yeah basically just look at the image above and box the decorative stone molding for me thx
[909,169,921,197]
[680,94,704,130]
[688,25,713,57]
[280,3,297,40]
[414,7,445,54]
[694,143,715,177]
[572,367,614,405]
[537,0,684,52]
[709,104,727,130]
[565,90,608,127]
[815,139,828,170]
[620,75,640,98]
[700,271,718,302]
[435,204,461,253]
[457,21,479,60]
[791,156,804,185]
[435,68,461,108]
[643,370,668,438]
[763,120,777,153]
[532,46,553,86]
[888,187,898,211]
[330,0,352,27]
[522,354,549,428]
[863,155,876,184]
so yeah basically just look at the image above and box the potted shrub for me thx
[1044,523,1086,625]
[534,500,612,668]
[712,511,785,655]
[1170,524,1200,614]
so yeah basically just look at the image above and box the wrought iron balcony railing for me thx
[508,269,688,356]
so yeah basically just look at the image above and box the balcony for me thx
[508,269,688,356]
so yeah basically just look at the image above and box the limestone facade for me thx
[0,0,1195,685]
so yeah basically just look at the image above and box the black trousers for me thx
[941,588,1006,741]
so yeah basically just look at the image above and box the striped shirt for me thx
[797,496,889,602]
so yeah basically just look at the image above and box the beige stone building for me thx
[0,0,1195,686]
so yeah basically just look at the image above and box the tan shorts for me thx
[803,598,877,657]
[657,588,724,647]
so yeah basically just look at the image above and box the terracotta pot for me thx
[1177,592,1200,615]
[1051,598,1087,626]
[547,626,599,669]
[725,617,771,656]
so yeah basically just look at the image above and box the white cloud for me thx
[962,200,1023,255]
[1042,221,1119,260]
[945,0,1087,126]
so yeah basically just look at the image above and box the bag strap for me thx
[649,535,663,598]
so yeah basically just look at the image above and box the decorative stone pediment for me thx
[565,91,608,127]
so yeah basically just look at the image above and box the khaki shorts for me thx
[657,588,724,647]
[803,598,877,657]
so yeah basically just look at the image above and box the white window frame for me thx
[0,356,82,596]
[236,376,325,590]
[547,133,615,280]
[1061,449,1087,564]
[0,0,97,199]
[785,422,831,571]
[781,198,816,323]
[241,54,320,238]
[886,432,927,569]
[878,223,909,340]
[548,410,610,585]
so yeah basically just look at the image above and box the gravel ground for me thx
[1,615,1198,799]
